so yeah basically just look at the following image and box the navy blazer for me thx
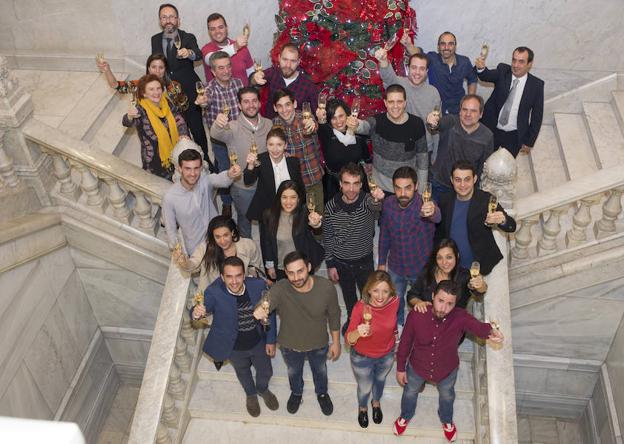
[435,189,516,275]
[244,153,304,221]
[197,277,276,361]
[477,64,544,148]
[151,30,201,102]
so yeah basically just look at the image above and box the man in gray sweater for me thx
[254,250,341,416]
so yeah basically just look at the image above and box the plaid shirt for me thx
[273,111,323,186]
[203,77,243,129]
[378,194,441,278]
[261,67,318,119]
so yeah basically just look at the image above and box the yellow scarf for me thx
[139,95,179,168]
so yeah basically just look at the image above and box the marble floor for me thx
[96,384,140,444]
[517,415,584,444]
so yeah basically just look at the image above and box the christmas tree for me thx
[271,0,417,118]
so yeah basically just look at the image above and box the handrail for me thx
[21,118,170,203]
[127,259,191,444]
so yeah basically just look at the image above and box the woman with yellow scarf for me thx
[123,74,190,179]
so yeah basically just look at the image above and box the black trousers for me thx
[333,253,374,319]
[183,104,209,160]
[494,128,520,157]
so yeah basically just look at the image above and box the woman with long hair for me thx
[122,74,189,179]
[260,180,324,280]
[345,270,399,428]
[173,216,262,291]
[406,238,487,312]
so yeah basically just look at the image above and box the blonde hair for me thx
[361,271,396,304]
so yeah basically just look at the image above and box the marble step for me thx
[90,91,134,156]
[116,130,142,168]
[196,343,475,398]
[58,73,120,141]
[553,113,599,180]
[582,101,624,168]
[529,124,568,193]
[186,376,476,441]
[515,150,536,199]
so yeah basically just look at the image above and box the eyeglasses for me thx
[160,15,178,21]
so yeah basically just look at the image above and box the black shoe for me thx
[317,393,333,416]
[214,361,223,371]
[286,393,302,414]
[358,410,369,428]
[372,405,383,424]
[221,204,232,218]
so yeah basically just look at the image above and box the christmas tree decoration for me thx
[271,0,417,118]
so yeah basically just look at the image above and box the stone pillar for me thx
[480,147,517,210]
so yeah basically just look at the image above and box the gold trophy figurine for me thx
[191,291,211,328]
[243,23,251,38]
[260,291,271,329]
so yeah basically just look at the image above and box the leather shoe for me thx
[221,204,232,218]
[372,405,383,424]
[358,410,369,428]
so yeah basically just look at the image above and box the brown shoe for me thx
[221,204,232,218]
[246,395,260,417]
[259,390,279,410]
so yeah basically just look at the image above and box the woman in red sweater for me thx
[345,270,399,428]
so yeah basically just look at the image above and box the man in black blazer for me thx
[475,46,544,157]
[151,4,210,165]
[435,160,516,275]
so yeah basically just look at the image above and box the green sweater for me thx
[268,276,341,351]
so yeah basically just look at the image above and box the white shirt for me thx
[283,72,299,87]
[497,73,527,132]
[272,156,291,191]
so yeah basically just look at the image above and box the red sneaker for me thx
[393,417,409,436]
[442,422,457,442]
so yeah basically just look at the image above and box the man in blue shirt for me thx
[404,32,477,115]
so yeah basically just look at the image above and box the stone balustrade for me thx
[21,118,171,237]
[512,166,624,261]
[0,129,19,189]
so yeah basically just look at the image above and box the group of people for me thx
[99,4,541,442]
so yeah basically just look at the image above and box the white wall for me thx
[605,317,624,437]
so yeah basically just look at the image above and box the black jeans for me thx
[333,253,374,319]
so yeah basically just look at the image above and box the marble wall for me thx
[605,316,624,438]
[1,0,623,75]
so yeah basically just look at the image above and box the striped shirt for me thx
[203,77,243,129]
[273,111,323,186]
[323,191,381,267]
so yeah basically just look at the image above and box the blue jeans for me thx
[350,349,395,409]
[230,185,255,238]
[400,365,458,423]
[228,341,273,396]
[212,140,232,206]
[281,345,328,395]
[431,179,452,204]
[387,269,418,326]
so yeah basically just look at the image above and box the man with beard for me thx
[197,51,243,217]
[151,4,209,164]
[251,44,318,119]
[201,13,254,86]
[162,147,241,257]
[253,250,341,416]
[393,280,504,442]
[375,49,441,159]
[378,167,440,327]
[211,87,272,237]
[322,163,385,334]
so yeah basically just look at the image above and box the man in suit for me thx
[475,46,544,157]
[191,256,278,417]
[151,4,210,166]
[435,160,516,275]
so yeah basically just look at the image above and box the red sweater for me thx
[397,306,492,383]
[346,298,399,358]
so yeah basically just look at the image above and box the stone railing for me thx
[126,260,199,444]
[511,165,624,262]
[21,118,171,237]
[0,129,19,189]
[471,300,490,444]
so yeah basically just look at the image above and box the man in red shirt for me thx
[393,280,504,442]
[201,13,254,86]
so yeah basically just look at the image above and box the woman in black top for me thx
[406,238,487,312]
[316,99,370,202]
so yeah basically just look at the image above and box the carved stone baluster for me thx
[167,362,186,400]
[74,163,107,212]
[565,198,594,247]
[594,187,624,239]
[0,131,18,187]
[180,312,196,346]
[511,216,538,259]
[51,155,80,199]
[156,422,171,444]
[174,337,191,372]
[133,191,157,234]
[537,206,567,256]
[161,393,179,427]
[102,176,131,224]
